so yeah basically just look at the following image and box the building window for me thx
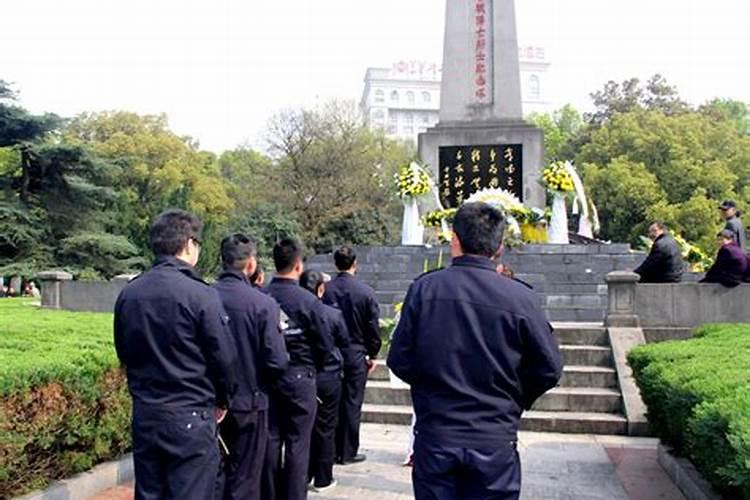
[374,89,385,103]
[388,113,398,125]
[405,113,414,125]
[422,91,431,103]
[421,113,430,124]
[391,90,399,103]
[529,75,540,99]
[404,126,414,135]
[372,110,385,121]
[387,125,397,134]
[407,91,415,104]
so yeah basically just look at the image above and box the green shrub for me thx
[628,324,750,498]
[0,299,130,498]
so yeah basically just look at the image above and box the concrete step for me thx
[520,411,628,435]
[561,345,613,367]
[544,294,607,308]
[559,366,617,388]
[531,387,622,413]
[371,361,615,389]
[551,324,608,346]
[365,381,411,406]
[365,382,621,413]
[546,307,606,323]
[370,360,389,381]
[360,404,628,435]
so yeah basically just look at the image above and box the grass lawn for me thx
[0,298,117,396]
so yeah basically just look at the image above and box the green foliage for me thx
[57,232,147,279]
[264,100,414,251]
[528,104,584,163]
[583,159,666,245]
[628,324,750,498]
[578,104,750,251]
[0,299,130,497]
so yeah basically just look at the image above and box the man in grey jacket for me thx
[719,200,746,250]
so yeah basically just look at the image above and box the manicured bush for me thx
[629,324,750,498]
[0,299,130,498]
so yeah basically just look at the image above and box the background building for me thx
[360,46,552,143]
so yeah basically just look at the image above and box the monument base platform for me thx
[418,120,545,208]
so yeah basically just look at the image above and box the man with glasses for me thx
[114,209,237,500]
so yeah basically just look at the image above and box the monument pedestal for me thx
[419,120,545,208]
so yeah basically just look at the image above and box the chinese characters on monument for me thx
[472,0,493,104]
[439,144,523,208]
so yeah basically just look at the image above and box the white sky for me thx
[2,0,749,152]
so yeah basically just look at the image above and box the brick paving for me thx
[91,424,683,500]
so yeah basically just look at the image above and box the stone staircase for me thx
[305,245,642,435]
[363,323,629,435]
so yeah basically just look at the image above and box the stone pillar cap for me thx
[36,271,73,281]
[605,271,640,283]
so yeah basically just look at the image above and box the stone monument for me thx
[419,0,545,209]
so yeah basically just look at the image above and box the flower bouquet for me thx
[540,161,576,244]
[395,162,432,245]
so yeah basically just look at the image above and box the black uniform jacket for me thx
[214,270,289,412]
[320,303,350,373]
[267,277,334,371]
[634,234,684,283]
[114,256,237,410]
[323,273,381,359]
[387,255,563,447]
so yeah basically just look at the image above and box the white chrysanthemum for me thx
[465,188,523,212]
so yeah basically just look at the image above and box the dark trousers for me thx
[309,371,343,487]
[132,407,220,500]
[262,366,317,500]
[336,350,368,460]
[412,438,521,500]
[219,410,267,500]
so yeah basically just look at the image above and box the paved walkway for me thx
[92,424,684,500]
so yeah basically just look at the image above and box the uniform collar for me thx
[218,269,250,283]
[153,255,203,281]
[451,254,497,271]
[336,271,355,279]
[271,276,299,286]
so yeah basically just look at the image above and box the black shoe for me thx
[337,454,366,465]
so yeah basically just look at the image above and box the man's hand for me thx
[366,358,377,376]
[215,407,228,424]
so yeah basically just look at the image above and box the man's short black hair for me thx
[220,233,257,272]
[452,202,506,257]
[150,209,203,257]
[299,270,325,296]
[273,238,304,273]
[334,246,357,271]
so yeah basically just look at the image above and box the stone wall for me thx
[38,272,130,313]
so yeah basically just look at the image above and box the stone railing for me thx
[37,272,134,313]
[605,271,750,335]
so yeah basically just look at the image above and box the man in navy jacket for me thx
[214,234,289,500]
[264,238,335,500]
[114,209,237,500]
[387,202,563,500]
[323,246,381,465]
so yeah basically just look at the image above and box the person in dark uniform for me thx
[213,234,289,500]
[719,200,747,250]
[263,238,335,500]
[114,209,237,500]
[323,246,381,465]
[387,202,563,500]
[300,270,349,493]
[634,221,684,283]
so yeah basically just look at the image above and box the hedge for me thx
[628,324,750,499]
[0,299,130,498]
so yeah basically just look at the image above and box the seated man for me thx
[701,229,749,287]
[634,221,684,283]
